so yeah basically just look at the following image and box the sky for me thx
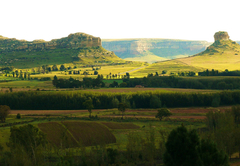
[0,0,239,42]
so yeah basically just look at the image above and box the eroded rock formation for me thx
[0,33,101,53]
[214,31,230,41]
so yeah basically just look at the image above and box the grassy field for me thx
[131,59,203,77]
[0,106,239,165]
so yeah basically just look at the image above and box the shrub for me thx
[16,113,21,119]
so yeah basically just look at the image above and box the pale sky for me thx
[0,0,239,42]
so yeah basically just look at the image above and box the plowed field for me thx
[38,122,78,148]
[62,121,116,146]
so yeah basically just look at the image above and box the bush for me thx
[16,113,21,119]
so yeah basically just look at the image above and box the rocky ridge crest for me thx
[0,33,101,53]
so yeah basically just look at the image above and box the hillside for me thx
[132,31,240,76]
[175,31,240,71]
[102,38,211,63]
[0,33,123,68]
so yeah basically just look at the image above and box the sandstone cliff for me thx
[102,39,212,63]
[214,31,230,41]
[0,33,101,53]
[0,33,122,68]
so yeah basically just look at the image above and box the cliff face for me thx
[0,33,123,68]
[0,33,101,53]
[214,31,229,41]
[102,39,211,62]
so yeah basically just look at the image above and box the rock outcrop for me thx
[214,31,230,41]
[0,33,101,53]
[0,33,123,68]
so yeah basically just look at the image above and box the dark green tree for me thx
[0,105,10,123]
[164,125,229,166]
[155,108,172,121]
[198,139,229,166]
[83,98,94,117]
[149,95,161,108]
[52,65,58,71]
[60,64,66,71]
[164,125,202,166]
[7,124,47,165]
[118,102,127,119]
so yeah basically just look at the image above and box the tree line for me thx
[122,76,240,90]
[1,90,240,110]
[52,75,105,88]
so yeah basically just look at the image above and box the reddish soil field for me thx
[10,109,105,115]
[82,88,216,93]
[101,122,140,129]
[100,114,206,119]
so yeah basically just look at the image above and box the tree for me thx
[232,105,240,125]
[164,125,229,166]
[198,139,229,166]
[205,110,236,158]
[94,70,98,75]
[60,64,66,71]
[155,108,172,121]
[83,98,94,118]
[149,95,161,108]
[118,102,127,119]
[52,65,58,71]
[7,124,47,165]
[0,105,10,123]
[162,70,167,74]
[126,72,130,79]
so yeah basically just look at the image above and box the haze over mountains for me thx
[131,31,240,76]
[102,38,240,63]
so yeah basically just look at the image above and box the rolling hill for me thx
[0,33,124,68]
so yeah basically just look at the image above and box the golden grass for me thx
[131,60,202,77]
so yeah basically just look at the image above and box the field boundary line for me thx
[57,122,82,147]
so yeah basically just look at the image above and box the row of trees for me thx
[122,76,240,90]
[198,69,240,76]
[1,90,240,110]
[52,75,105,88]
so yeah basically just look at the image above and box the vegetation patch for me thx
[38,122,78,148]
[101,122,140,129]
[62,121,116,146]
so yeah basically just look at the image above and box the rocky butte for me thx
[0,33,102,53]
[214,31,230,41]
[0,33,122,68]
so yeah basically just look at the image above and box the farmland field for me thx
[61,121,116,146]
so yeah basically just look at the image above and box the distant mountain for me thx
[0,33,123,68]
[102,38,211,63]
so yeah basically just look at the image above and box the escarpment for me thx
[0,33,123,68]
[102,39,212,62]
[0,33,101,53]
